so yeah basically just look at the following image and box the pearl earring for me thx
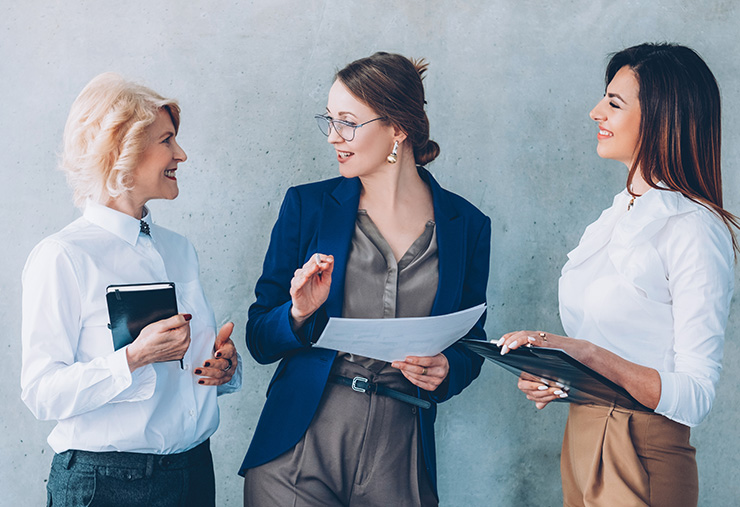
[387,141,399,164]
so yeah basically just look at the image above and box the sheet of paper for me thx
[314,303,486,362]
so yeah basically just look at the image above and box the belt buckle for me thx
[351,376,369,393]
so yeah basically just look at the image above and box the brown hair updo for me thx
[336,52,440,166]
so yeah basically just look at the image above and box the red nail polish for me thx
[183,314,193,321]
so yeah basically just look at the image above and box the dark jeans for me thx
[46,439,215,507]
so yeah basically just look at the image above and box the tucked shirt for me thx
[559,187,734,427]
[21,201,241,454]
[340,210,438,369]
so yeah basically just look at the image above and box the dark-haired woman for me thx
[500,43,736,506]
[239,52,490,506]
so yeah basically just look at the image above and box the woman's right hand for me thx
[290,253,334,328]
[125,314,192,372]
[517,372,569,410]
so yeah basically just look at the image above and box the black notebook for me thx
[106,282,178,350]
[463,339,652,412]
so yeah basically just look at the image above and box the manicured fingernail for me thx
[194,369,202,375]
[204,361,211,367]
[183,314,192,321]
[198,380,204,384]
[539,378,550,385]
[559,393,568,398]
[528,336,536,342]
[538,385,549,391]
[496,337,505,347]
[556,382,565,388]
[500,344,509,355]
[215,352,222,358]
[554,390,563,395]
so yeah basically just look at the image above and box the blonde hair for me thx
[60,72,181,207]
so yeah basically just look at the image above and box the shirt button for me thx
[189,410,195,417]
[183,363,190,370]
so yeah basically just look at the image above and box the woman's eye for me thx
[162,136,172,144]
[609,101,620,109]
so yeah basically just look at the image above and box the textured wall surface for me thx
[2,1,739,505]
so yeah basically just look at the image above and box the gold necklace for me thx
[627,195,636,211]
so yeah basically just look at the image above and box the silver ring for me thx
[223,357,233,372]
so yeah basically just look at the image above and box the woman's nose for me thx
[590,99,605,122]
[174,141,187,162]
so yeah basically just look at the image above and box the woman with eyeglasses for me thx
[499,43,736,506]
[239,52,490,506]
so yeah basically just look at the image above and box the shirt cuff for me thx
[217,351,243,395]
[655,370,706,428]
[109,347,157,403]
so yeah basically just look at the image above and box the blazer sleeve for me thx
[246,187,322,364]
[428,215,491,404]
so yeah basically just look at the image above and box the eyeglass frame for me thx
[314,114,388,142]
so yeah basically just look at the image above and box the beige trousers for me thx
[561,403,698,507]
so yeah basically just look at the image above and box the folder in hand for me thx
[106,282,182,368]
[463,339,652,412]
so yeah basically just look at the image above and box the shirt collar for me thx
[83,200,154,246]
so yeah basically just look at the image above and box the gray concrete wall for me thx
[2,1,739,505]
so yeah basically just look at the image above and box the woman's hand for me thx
[497,330,576,409]
[391,353,449,392]
[290,253,334,328]
[517,372,569,409]
[126,314,192,372]
[195,322,238,386]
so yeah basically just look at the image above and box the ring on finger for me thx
[222,357,233,372]
[421,367,428,376]
[539,332,547,341]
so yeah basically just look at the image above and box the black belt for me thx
[329,375,431,409]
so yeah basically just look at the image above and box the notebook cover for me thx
[106,282,178,350]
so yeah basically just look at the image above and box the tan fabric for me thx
[561,403,698,507]
[243,359,437,506]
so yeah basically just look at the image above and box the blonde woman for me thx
[21,73,241,507]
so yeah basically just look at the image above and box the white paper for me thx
[314,303,486,362]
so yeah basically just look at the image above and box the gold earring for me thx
[387,141,399,164]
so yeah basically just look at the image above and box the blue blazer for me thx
[239,168,491,496]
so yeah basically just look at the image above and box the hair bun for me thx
[415,139,440,166]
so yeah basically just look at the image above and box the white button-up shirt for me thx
[559,187,734,427]
[21,202,241,454]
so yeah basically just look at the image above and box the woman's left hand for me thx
[497,330,571,356]
[195,322,238,386]
[391,353,449,392]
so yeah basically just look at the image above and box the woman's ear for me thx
[392,124,408,144]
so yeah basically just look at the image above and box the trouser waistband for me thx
[54,439,211,476]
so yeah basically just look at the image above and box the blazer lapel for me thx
[317,177,361,318]
[422,169,465,316]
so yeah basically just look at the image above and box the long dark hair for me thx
[336,52,440,166]
[606,42,738,251]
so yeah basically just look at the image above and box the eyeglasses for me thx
[314,114,387,142]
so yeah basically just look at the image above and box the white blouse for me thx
[21,202,241,454]
[559,187,734,427]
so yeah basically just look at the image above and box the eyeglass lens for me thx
[315,116,355,141]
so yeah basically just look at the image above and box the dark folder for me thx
[463,339,652,412]
[106,282,178,350]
